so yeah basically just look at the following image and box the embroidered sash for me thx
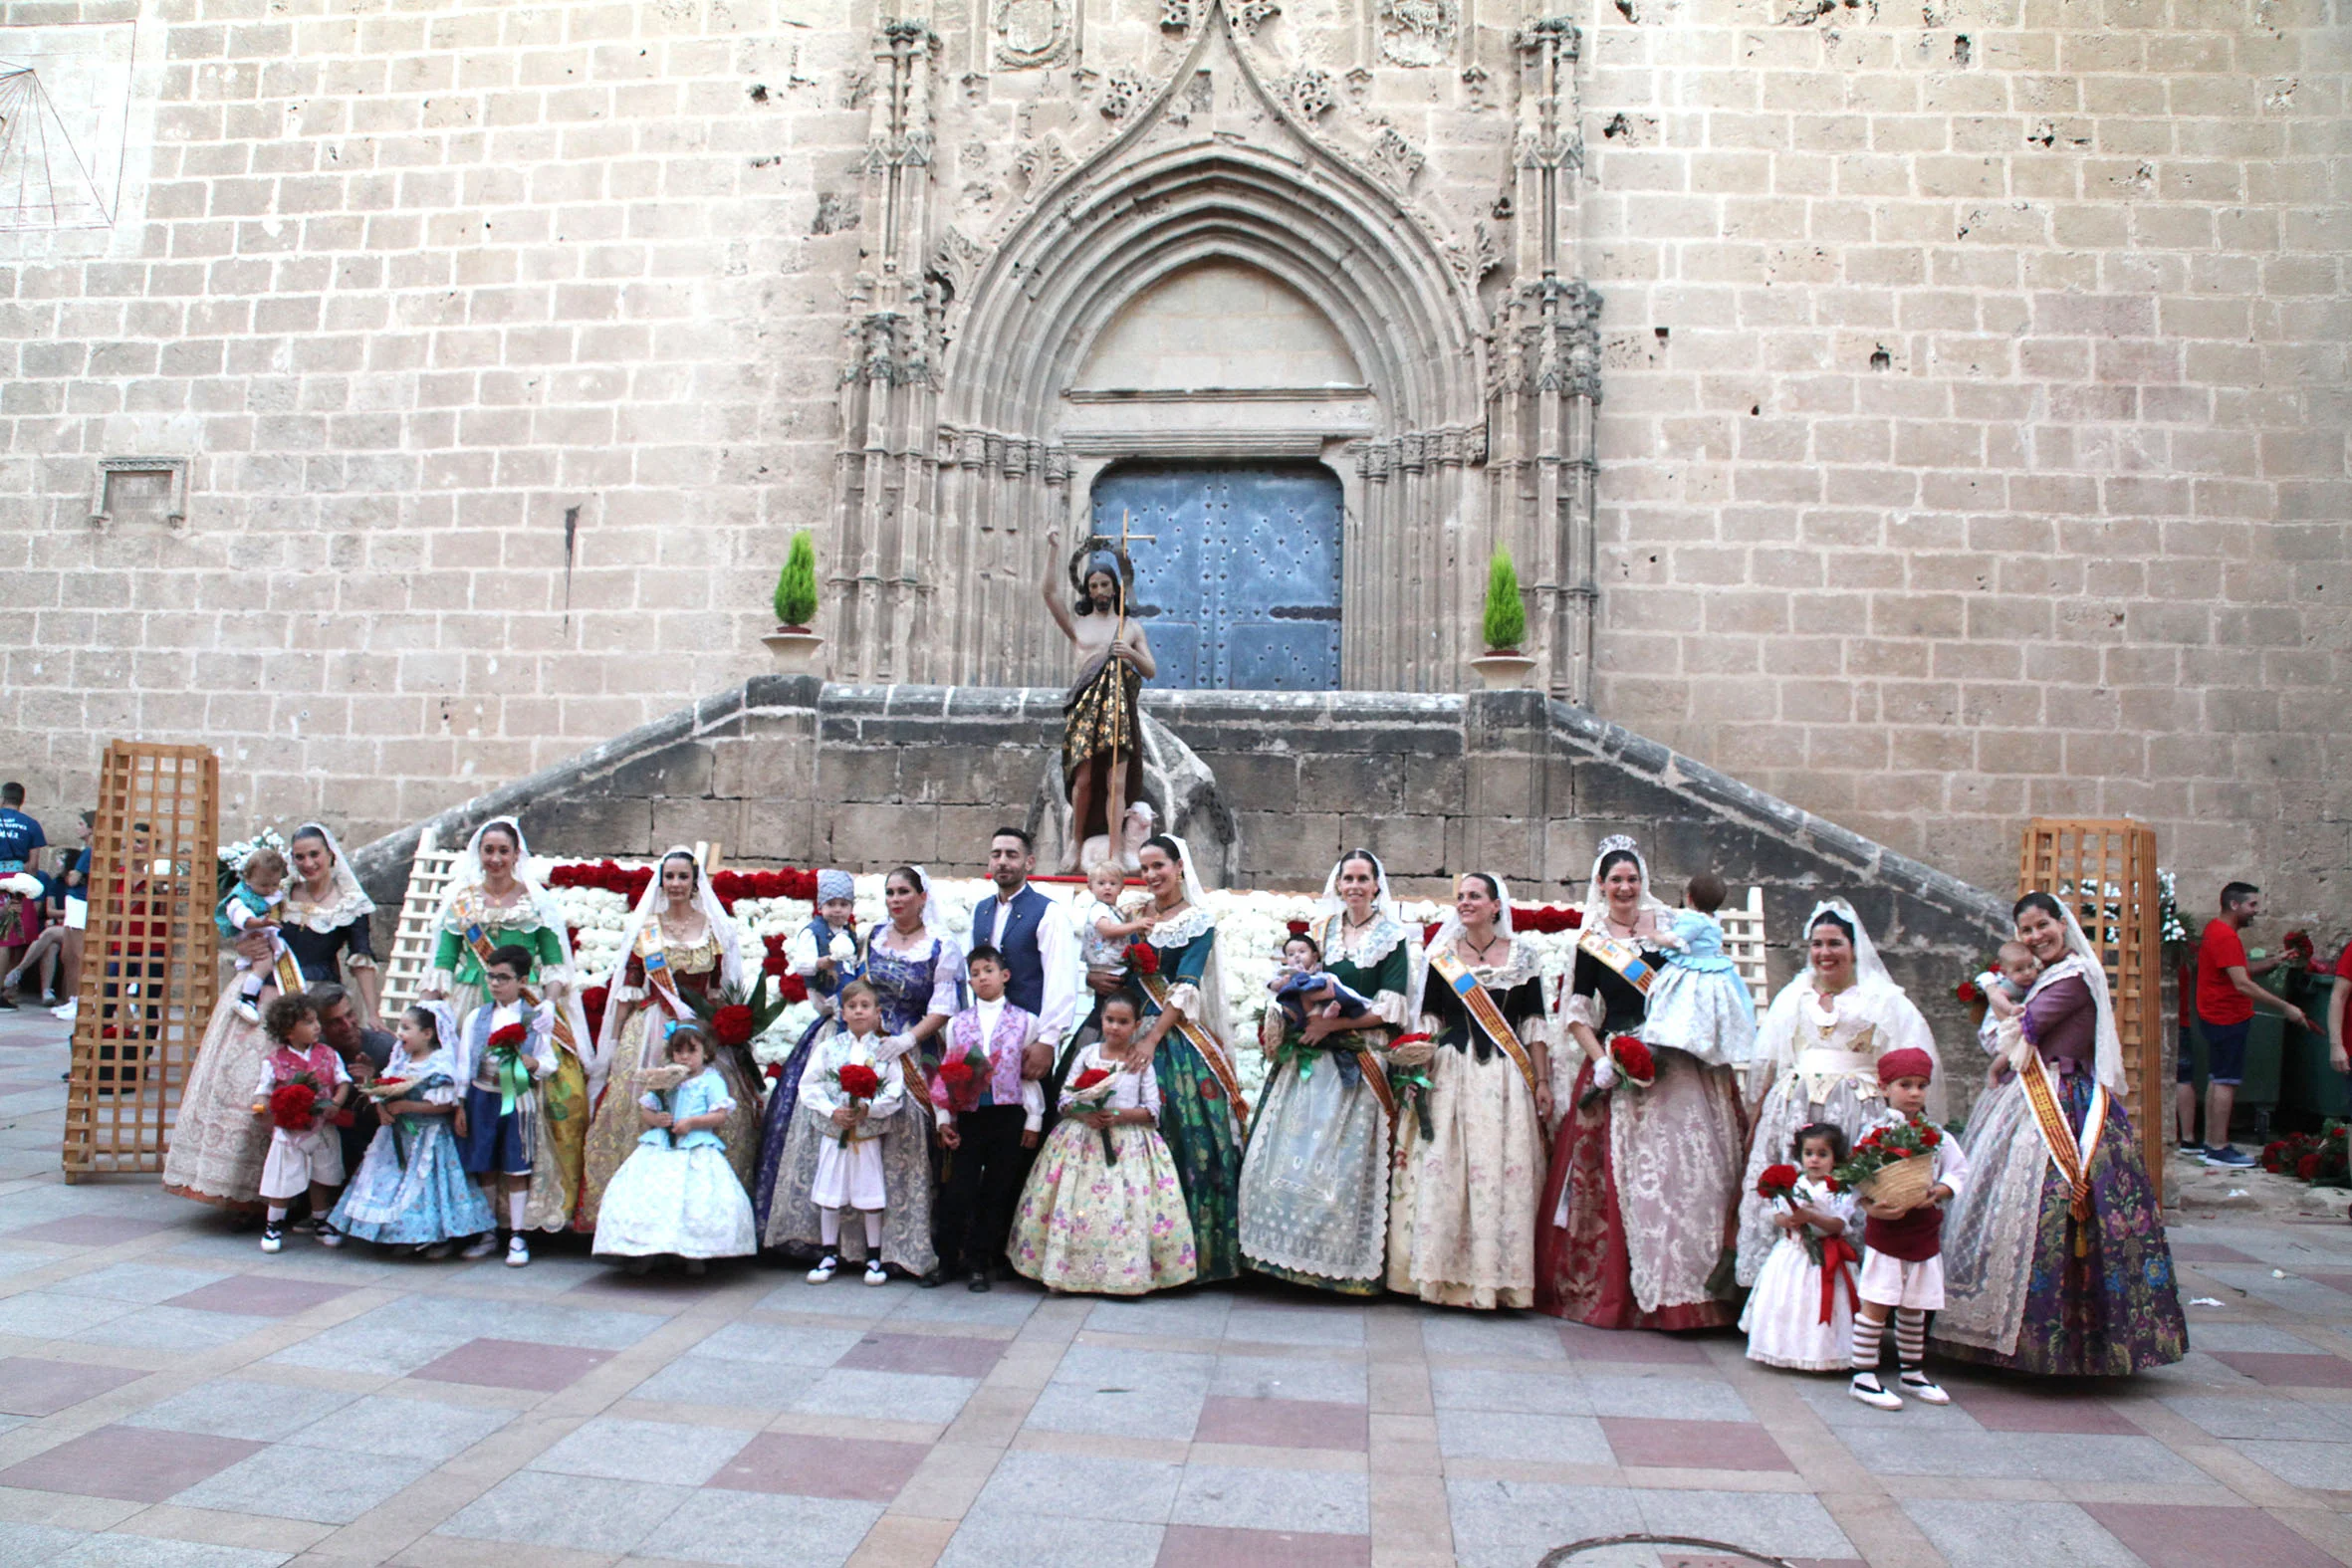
[1427,948,1541,1098]
[2018,1046,2107,1249]
[1138,971,1248,1122]
[1575,928,1659,995]
[1314,916,1399,1122]
[466,924,579,1058]
[271,946,306,1000]
[636,928,693,1024]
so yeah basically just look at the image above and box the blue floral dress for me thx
[331,1065,496,1246]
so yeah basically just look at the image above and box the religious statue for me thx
[1043,524,1158,873]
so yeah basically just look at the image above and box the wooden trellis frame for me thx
[1717,885,1770,1017]
[2018,818,2164,1203]
[63,743,219,1182]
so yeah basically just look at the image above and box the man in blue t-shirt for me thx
[0,784,46,1006]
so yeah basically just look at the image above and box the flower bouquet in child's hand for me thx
[933,1040,989,1115]
[268,1075,328,1133]
[1066,1065,1122,1164]
[1756,1161,1833,1263]
[1577,1036,1656,1109]
[634,1062,691,1095]
[1834,1116,1942,1210]
[357,1076,413,1101]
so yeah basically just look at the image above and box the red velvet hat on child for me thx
[1877,1047,1934,1085]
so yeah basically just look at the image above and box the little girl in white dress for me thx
[592,1022,758,1274]
[1741,1122,1862,1373]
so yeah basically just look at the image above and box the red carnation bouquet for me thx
[933,1038,990,1114]
[711,1005,755,1050]
[1755,1162,1801,1204]
[685,975,790,1056]
[1066,1064,1121,1162]
[1124,941,1160,977]
[832,1060,881,1102]
[268,1073,330,1132]
[1578,1035,1655,1109]
[1834,1115,1943,1208]
[2284,929,2316,970]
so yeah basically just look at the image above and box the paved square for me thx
[1,1013,2349,1566]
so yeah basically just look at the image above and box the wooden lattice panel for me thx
[2018,818,2164,1203]
[63,743,219,1182]
[376,830,460,1022]
[1717,885,1771,1016]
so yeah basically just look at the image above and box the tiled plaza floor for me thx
[1,1009,2349,1566]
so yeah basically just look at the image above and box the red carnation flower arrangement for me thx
[711,1005,756,1049]
[580,985,610,1043]
[1577,1036,1655,1110]
[1124,941,1159,977]
[488,1022,528,1053]
[268,1076,326,1133]
[1066,1065,1120,1162]
[1834,1115,1942,1202]
[834,1061,881,1102]
[933,1038,990,1114]
[1755,1162,1801,1204]
[1956,978,1983,1005]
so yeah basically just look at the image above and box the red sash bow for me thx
[1818,1234,1861,1324]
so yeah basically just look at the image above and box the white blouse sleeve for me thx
[1135,1059,1162,1120]
[926,938,967,1019]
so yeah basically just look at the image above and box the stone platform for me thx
[1,1010,2350,1567]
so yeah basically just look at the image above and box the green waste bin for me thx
[2277,967,2351,1125]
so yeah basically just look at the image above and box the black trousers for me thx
[936,1105,1032,1273]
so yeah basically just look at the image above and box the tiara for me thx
[1596,834,1638,856]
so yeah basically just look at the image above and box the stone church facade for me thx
[0,0,2343,917]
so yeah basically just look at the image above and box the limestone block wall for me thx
[0,0,2344,934]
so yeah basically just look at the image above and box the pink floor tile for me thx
[1556,1322,1716,1364]
[1157,1525,1371,1568]
[411,1337,613,1393]
[0,1356,148,1416]
[1955,1383,2143,1435]
[1192,1395,1369,1451]
[0,1424,263,1501]
[169,1275,353,1317]
[1599,1416,1793,1471]
[834,1331,1006,1378]
[2211,1351,2352,1389]
[2168,1242,2254,1264]
[6,1216,172,1246]
[707,1431,929,1501]
[2083,1503,2340,1568]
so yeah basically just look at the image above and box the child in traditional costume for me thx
[928,946,1046,1290]
[593,1021,759,1273]
[1741,1122,1861,1372]
[1011,994,1196,1295]
[1640,872,1757,1066]
[455,944,558,1267]
[332,1005,495,1255]
[251,994,351,1254]
[1850,1048,1970,1410]
[798,980,906,1286]
[218,846,292,1023]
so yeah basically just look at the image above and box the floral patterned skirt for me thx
[1011,1119,1197,1295]
[1150,1028,1243,1282]
[1387,1043,1546,1310]
[1934,1073,2187,1376]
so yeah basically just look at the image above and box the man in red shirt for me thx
[2179,881,2311,1168]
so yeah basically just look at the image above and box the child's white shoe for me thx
[505,1234,531,1267]
[807,1254,839,1284]
[316,1226,344,1249]
[1899,1371,1950,1405]
[460,1233,499,1259]
[1849,1373,1902,1411]
[863,1258,889,1287]
[259,1223,285,1254]
[235,998,263,1024]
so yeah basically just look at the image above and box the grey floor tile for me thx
[71,1305,275,1351]
[688,1321,866,1368]
[2159,1395,2352,1441]
[122,1378,359,1443]
[882,1284,1042,1328]
[1210,1354,1367,1405]
[630,1352,829,1411]
[1901,1497,2140,1568]
[173,1444,437,1523]
[790,1368,979,1426]
[970,1450,1181,1524]
[47,1542,292,1568]
[1580,1373,1752,1423]
[1417,1313,1568,1361]
[1051,1342,1214,1392]
[2231,1438,2352,1490]
[2180,1321,2323,1353]
[1024,1379,1206,1441]
[0,1291,138,1338]
[263,1308,473,1376]
[632,1487,882,1567]
[1226,1306,1364,1348]
[1085,1291,1233,1340]
[1436,1408,1612,1463]
[1430,1365,1590,1417]
[438,1470,695,1554]
[1171,1464,1368,1534]
[1638,1488,1854,1558]
[415,1295,666,1351]
[531,1416,754,1485]
[1790,1379,1986,1433]
[1859,1430,2210,1484]
[937,1508,1163,1568]
[0,1520,87,1564]
[282,1393,517,1464]
[1445,1478,1641,1568]
[66,1262,231,1304]
[753,1282,902,1322]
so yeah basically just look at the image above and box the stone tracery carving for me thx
[994,0,1070,68]
[1379,0,1458,68]
[1287,67,1334,119]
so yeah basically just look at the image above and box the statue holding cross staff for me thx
[1043,518,1159,875]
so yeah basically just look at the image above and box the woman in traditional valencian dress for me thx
[576,848,761,1229]
[1389,873,1553,1310]
[1733,900,1939,1287]
[1128,834,1245,1282]
[1934,892,2187,1376]
[1044,525,1157,874]
[163,828,328,1212]
[1535,837,1747,1329]
[1239,849,1418,1295]
[760,865,956,1277]
[418,818,592,1232]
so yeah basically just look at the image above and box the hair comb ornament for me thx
[1597,833,1638,856]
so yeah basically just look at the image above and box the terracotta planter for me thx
[1470,651,1538,690]
[761,628,825,677]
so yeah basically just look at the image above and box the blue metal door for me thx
[1089,463,1342,691]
